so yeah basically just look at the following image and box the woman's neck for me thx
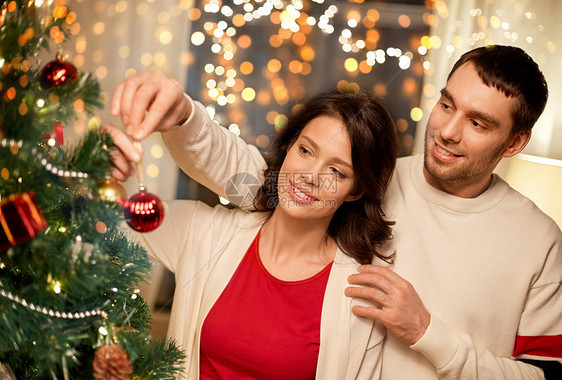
[258,208,336,281]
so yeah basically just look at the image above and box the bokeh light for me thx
[410,107,423,122]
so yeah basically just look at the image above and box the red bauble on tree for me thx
[39,55,78,90]
[122,141,165,233]
[124,189,165,233]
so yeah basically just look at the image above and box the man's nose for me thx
[440,114,463,143]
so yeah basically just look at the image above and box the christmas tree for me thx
[0,1,184,378]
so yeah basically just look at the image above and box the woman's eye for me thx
[441,101,451,110]
[330,167,346,179]
[299,145,311,155]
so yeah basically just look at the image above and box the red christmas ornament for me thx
[39,55,78,90]
[45,121,64,146]
[124,141,165,233]
[0,192,47,251]
[124,189,165,233]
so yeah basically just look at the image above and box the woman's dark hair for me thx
[448,45,548,136]
[254,89,399,264]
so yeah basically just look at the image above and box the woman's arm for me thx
[161,97,266,207]
[104,71,266,208]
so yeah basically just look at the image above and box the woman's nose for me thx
[300,171,315,185]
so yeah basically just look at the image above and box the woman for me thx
[126,89,399,379]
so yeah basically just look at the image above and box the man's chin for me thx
[424,156,456,182]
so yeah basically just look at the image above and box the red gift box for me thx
[0,192,47,251]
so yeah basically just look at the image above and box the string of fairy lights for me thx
[190,1,421,109]
[184,0,429,155]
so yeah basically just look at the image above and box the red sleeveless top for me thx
[200,230,333,379]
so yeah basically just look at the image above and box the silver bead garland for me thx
[1,138,89,179]
[1,139,101,318]
[0,286,108,319]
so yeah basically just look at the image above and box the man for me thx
[106,45,562,379]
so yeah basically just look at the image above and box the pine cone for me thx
[93,344,133,380]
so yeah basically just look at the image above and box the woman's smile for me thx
[288,180,319,205]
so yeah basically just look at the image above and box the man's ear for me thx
[502,130,531,158]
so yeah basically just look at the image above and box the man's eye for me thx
[470,120,486,129]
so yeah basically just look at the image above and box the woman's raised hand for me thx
[110,70,192,141]
[102,71,192,182]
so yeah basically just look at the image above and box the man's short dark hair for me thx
[448,45,548,136]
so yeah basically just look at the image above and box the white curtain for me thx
[65,0,193,308]
[414,0,562,160]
